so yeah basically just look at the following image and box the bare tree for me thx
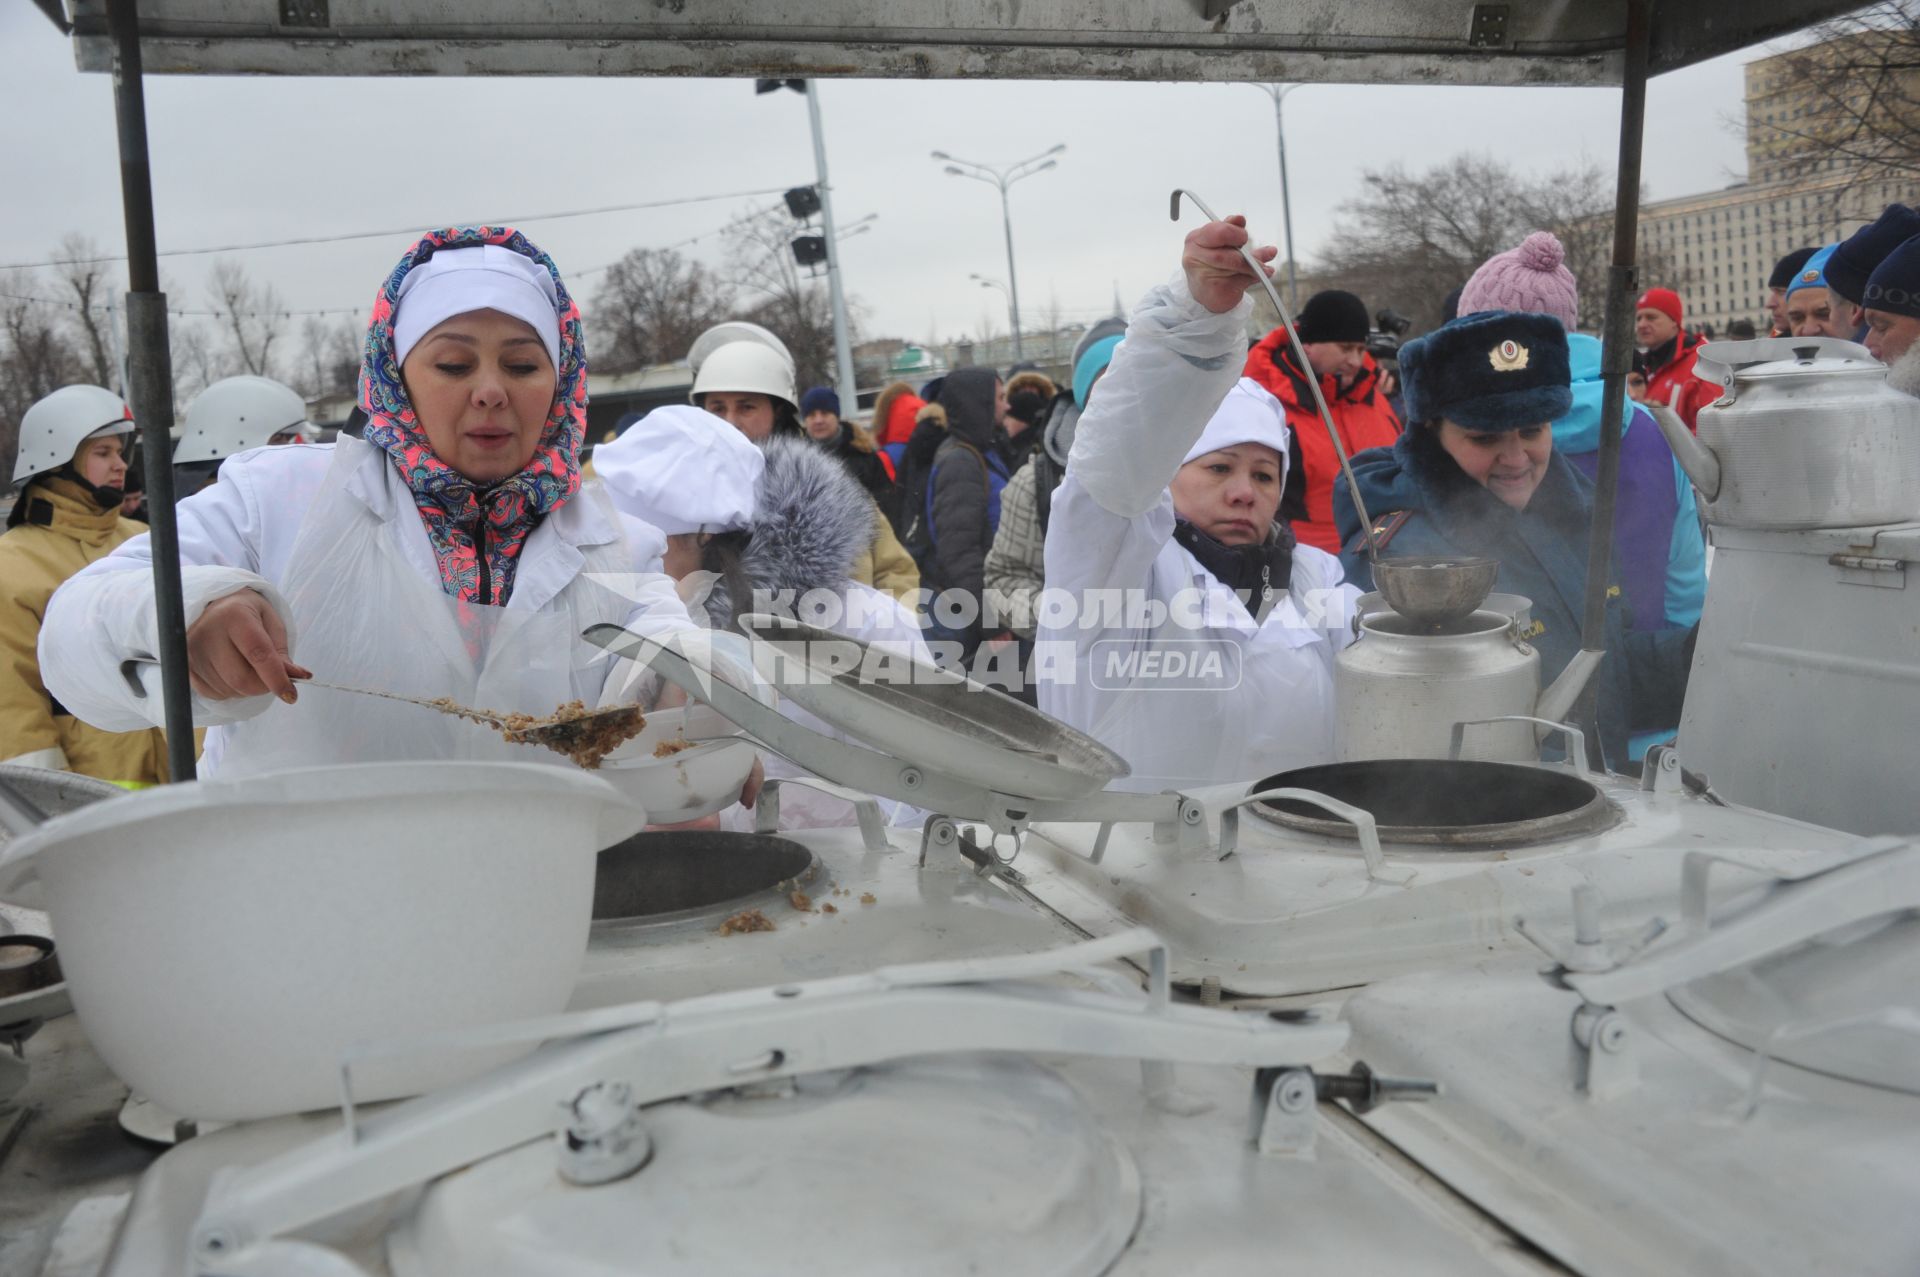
[1,283,87,475]
[720,206,853,392]
[589,247,736,374]
[1752,4,1920,193]
[295,314,363,401]
[169,318,223,406]
[1313,153,1686,333]
[207,259,287,379]
[55,234,119,389]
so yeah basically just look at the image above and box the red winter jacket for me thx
[1243,329,1403,554]
[1643,331,1718,431]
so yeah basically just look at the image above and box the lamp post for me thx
[931,144,1064,361]
[1250,84,1302,311]
[970,272,1013,350]
[759,78,859,414]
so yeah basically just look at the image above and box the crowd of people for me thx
[7,200,1920,803]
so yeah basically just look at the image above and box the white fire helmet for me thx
[12,385,135,487]
[690,340,798,415]
[175,376,313,464]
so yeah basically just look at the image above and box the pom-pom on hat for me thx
[1864,234,1920,322]
[799,386,840,418]
[1828,204,1920,305]
[1635,287,1684,328]
[1398,311,1572,433]
[1294,290,1370,345]
[1459,232,1579,331]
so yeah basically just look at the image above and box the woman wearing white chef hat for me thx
[1038,216,1362,791]
[39,228,703,777]
[595,404,931,828]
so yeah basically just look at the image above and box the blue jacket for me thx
[1334,424,1693,771]
[1555,334,1705,632]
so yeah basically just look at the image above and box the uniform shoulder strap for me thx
[1346,508,1415,556]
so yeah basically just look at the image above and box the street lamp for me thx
[1249,84,1302,311]
[969,272,1013,343]
[931,143,1064,361]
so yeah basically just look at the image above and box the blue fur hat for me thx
[1399,311,1572,432]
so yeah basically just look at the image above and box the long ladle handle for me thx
[1170,189,1379,561]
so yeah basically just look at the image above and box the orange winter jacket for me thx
[1243,329,1403,555]
[1643,331,1718,431]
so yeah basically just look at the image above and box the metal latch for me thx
[279,0,328,27]
[1828,552,1905,589]
[1468,4,1512,48]
[1250,1061,1439,1157]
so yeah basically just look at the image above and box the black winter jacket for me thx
[925,368,1009,645]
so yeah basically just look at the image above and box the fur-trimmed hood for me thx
[702,435,877,629]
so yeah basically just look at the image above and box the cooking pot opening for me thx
[593,831,816,923]
[1362,609,1513,639]
[1251,759,1611,848]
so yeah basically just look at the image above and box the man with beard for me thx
[1863,234,1920,397]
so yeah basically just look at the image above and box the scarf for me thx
[1173,518,1295,624]
[360,226,585,605]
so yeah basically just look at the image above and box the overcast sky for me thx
[2,8,1786,350]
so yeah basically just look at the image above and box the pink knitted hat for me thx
[1458,231,1579,331]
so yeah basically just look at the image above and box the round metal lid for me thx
[388,1055,1140,1277]
[737,614,1130,801]
[1669,912,1920,1095]
[1250,759,1612,849]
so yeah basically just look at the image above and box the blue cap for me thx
[799,386,839,418]
[1788,243,1839,297]
[1863,233,1920,321]
[1399,311,1572,432]
[1073,334,1122,407]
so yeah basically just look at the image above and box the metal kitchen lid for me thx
[736,614,1130,800]
[1669,911,1920,1095]
[387,1054,1140,1277]
[1251,759,1612,848]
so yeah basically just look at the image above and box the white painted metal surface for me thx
[1342,843,1920,1277]
[1681,522,1920,837]
[1012,765,1861,994]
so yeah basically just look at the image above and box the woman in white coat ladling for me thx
[40,227,697,777]
[1038,217,1361,791]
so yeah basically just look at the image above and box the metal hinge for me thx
[1828,552,1906,590]
[1468,4,1513,48]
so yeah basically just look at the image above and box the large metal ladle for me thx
[1169,189,1497,627]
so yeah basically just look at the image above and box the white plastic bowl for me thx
[595,705,758,825]
[0,762,647,1121]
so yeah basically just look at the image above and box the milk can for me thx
[1335,595,1599,762]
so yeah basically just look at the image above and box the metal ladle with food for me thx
[1169,189,1499,629]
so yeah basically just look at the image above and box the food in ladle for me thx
[653,736,697,759]
[424,695,648,769]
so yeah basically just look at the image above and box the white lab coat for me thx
[40,440,693,775]
[1038,275,1361,792]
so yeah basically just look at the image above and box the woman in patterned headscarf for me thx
[41,227,704,776]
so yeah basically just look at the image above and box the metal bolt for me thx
[900,766,924,790]
[1182,803,1204,825]
[1275,1072,1314,1113]
[1596,1017,1630,1053]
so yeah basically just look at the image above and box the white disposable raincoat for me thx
[40,438,693,776]
[1038,276,1361,791]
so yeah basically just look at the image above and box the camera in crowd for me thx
[1366,308,1412,363]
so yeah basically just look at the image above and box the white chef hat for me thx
[392,244,563,370]
[593,404,763,537]
[1181,377,1292,489]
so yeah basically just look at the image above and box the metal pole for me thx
[803,81,859,415]
[1000,180,1024,362]
[1574,0,1653,771]
[106,0,195,783]
[1272,87,1300,311]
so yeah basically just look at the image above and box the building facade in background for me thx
[1637,37,1918,335]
